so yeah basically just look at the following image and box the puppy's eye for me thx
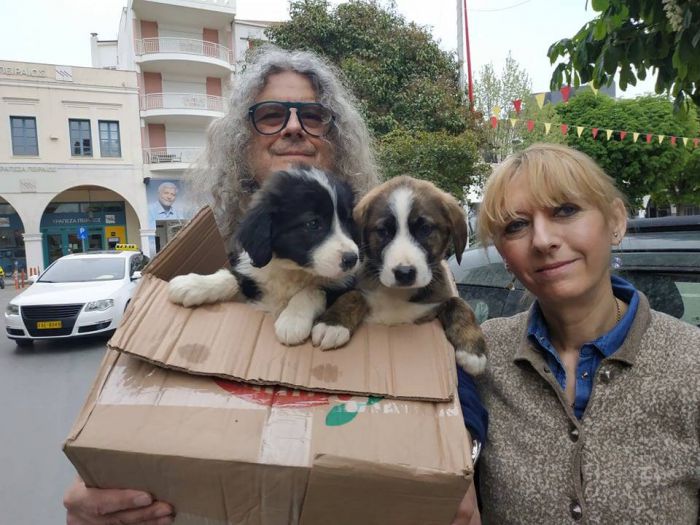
[416,222,434,237]
[375,226,389,239]
[305,219,321,231]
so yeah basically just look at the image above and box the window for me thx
[69,119,92,156]
[10,116,38,156]
[99,120,121,157]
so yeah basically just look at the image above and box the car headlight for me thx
[84,299,114,312]
[6,303,19,315]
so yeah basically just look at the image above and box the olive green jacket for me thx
[477,293,699,524]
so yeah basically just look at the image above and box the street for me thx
[0,285,109,524]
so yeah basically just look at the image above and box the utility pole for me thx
[463,0,475,109]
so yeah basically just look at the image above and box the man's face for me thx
[248,71,336,184]
[159,187,177,207]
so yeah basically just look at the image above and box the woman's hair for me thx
[188,44,380,239]
[478,143,627,245]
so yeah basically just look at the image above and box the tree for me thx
[548,0,700,112]
[473,53,533,162]
[554,91,700,208]
[265,0,486,198]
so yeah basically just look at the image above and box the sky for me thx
[1,0,656,98]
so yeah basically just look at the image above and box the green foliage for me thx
[548,0,700,112]
[554,92,700,207]
[517,97,566,150]
[265,0,487,199]
[378,129,486,203]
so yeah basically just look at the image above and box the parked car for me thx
[449,215,700,328]
[4,250,149,347]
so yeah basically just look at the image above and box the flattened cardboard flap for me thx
[112,207,457,401]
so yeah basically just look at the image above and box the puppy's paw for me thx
[274,310,313,345]
[168,270,238,307]
[455,348,487,376]
[311,322,351,350]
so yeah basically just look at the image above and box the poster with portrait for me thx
[146,179,197,228]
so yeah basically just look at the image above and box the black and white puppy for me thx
[168,167,359,346]
[311,175,487,375]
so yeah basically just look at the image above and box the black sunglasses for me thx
[248,101,335,137]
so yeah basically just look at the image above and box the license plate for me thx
[37,320,62,329]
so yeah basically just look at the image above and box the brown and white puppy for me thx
[311,175,487,375]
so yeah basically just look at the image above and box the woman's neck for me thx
[538,285,625,354]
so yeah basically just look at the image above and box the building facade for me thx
[0,60,148,274]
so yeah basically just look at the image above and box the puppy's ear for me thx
[442,194,468,265]
[352,191,374,252]
[236,200,273,268]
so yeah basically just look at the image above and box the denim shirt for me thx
[527,275,639,419]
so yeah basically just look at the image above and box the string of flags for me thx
[487,87,700,148]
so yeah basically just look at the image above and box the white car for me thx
[4,251,149,347]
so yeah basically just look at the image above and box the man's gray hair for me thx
[158,181,178,194]
[188,44,379,240]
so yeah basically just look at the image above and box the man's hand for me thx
[451,481,481,525]
[64,478,174,525]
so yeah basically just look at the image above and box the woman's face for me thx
[248,71,336,184]
[494,172,625,307]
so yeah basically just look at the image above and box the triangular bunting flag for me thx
[591,86,599,95]
[513,99,522,114]
[492,105,501,117]
[527,119,535,132]
[620,131,628,141]
[560,124,568,135]
[592,128,599,138]
[576,126,584,137]
[683,137,689,147]
[510,118,518,128]
[544,122,552,134]
[560,85,572,102]
[606,129,613,140]
[671,136,677,146]
[694,138,699,148]
[490,116,498,129]
[535,93,546,109]
[633,132,640,143]
[646,134,652,143]
[658,135,665,144]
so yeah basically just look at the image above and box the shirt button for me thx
[543,365,551,374]
[570,501,583,520]
[569,427,580,442]
[581,371,589,379]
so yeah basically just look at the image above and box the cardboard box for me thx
[64,207,473,524]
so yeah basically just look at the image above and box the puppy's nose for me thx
[340,252,358,271]
[393,265,416,285]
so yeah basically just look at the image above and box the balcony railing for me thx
[136,37,232,64]
[143,147,203,165]
[140,93,225,113]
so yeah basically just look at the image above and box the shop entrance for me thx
[43,227,105,266]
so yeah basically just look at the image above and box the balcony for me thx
[143,147,203,171]
[140,92,225,126]
[132,1,236,30]
[136,37,233,76]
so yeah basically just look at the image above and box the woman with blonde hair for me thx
[460,143,699,523]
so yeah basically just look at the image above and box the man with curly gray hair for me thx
[191,44,380,245]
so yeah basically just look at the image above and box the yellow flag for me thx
[535,93,546,109]
[606,129,613,140]
[510,118,518,128]
[591,86,599,95]
[544,122,551,134]
[633,132,640,143]
[576,126,584,137]
[492,105,501,117]
[658,135,665,144]
[683,137,689,147]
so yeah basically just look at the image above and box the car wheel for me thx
[15,339,33,348]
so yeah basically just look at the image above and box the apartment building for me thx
[0,60,148,273]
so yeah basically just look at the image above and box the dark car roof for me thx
[450,215,700,289]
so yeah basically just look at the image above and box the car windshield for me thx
[39,258,125,283]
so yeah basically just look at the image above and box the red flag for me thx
[560,124,568,135]
[695,138,700,148]
[490,116,498,129]
[560,85,572,102]
[671,136,677,146]
[646,134,652,143]
[619,131,627,141]
[592,128,599,138]
[527,119,535,132]
[513,99,522,114]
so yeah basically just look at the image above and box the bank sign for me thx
[0,64,47,77]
